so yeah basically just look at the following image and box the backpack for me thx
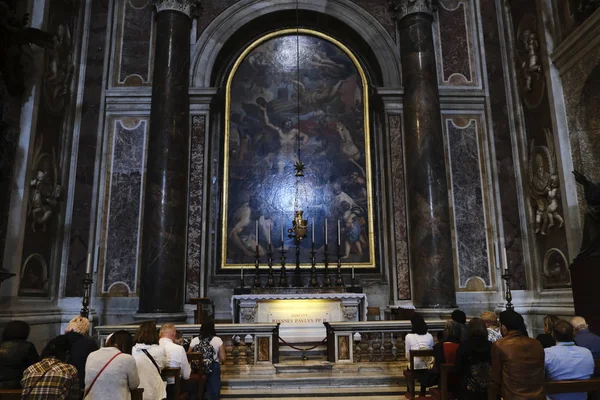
[192,338,215,374]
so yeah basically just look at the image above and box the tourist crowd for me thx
[0,316,224,400]
[405,311,600,400]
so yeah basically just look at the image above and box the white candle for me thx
[502,247,508,273]
[312,218,315,243]
[281,216,284,243]
[268,223,271,245]
[352,265,355,279]
[337,220,341,246]
[86,253,92,275]
[255,221,259,249]
[241,267,244,281]
[325,218,328,245]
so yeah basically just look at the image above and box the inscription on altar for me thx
[257,300,342,342]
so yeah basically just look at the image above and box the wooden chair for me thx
[161,367,182,400]
[187,352,207,398]
[131,388,144,400]
[403,349,435,399]
[430,363,455,400]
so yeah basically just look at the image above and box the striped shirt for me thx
[21,357,80,400]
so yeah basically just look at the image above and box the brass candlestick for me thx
[253,245,261,288]
[309,242,318,287]
[322,243,332,287]
[501,272,514,311]
[279,241,288,287]
[80,273,93,319]
[336,243,344,287]
[266,243,275,287]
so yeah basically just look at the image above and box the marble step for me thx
[221,385,409,399]
[274,360,333,374]
[221,371,405,389]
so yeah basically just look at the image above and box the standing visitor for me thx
[489,310,545,400]
[544,320,594,400]
[454,318,492,400]
[0,320,39,389]
[64,316,98,384]
[21,335,80,399]
[189,317,226,400]
[536,315,559,349]
[84,330,140,399]
[132,321,167,400]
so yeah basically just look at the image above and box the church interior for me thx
[1,0,600,398]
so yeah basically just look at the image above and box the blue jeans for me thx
[205,361,221,400]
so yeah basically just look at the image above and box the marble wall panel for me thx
[480,0,527,289]
[388,115,410,300]
[349,0,396,40]
[101,119,147,295]
[445,117,492,290]
[113,0,154,86]
[435,0,478,87]
[196,0,241,39]
[186,115,206,302]
[65,0,110,297]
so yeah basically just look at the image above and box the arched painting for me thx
[222,29,375,269]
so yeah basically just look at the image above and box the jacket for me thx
[65,331,98,384]
[0,340,39,389]
[488,331,545,400]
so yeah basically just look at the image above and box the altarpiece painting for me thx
[222,30,375,269]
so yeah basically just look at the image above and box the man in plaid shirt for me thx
[21,335,80,399]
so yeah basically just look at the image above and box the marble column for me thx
[138,0,199,316]
[390,0,456,308]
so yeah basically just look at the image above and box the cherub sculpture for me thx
[521,30,542,92]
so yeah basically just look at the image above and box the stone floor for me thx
[219,359,416,399]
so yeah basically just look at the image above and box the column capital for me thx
[151,0,201,19]
[389,0,437,20]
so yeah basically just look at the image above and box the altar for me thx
[231,293,368,342]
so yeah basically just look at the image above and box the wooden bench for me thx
[544,378,600,394]
[403,349,435,399]
[187,352,207,398]
[429,363,456,400]
[0,388,144,399]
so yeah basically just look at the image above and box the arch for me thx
[190,0,401,88]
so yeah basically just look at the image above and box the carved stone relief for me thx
[389,0,438,19]
[516,15,545,108]
[28,138,61,233]
[151,0,201,18]
[542,248,570,287]
[240,306,257,323]
[342,306,358,321]
[43,23,74,113]
[529,128,564,236]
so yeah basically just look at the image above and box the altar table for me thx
[231,293,368,342]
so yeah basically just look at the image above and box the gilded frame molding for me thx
[221,28,375,269]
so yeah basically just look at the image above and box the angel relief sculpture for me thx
[529,129,564,235]
[28,138,61,233]
[521,29,542,92]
